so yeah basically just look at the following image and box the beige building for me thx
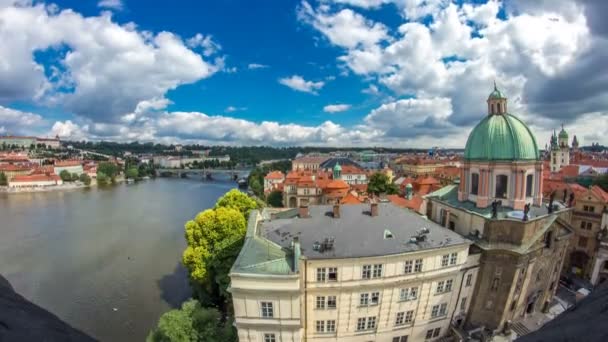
[426,85,573,335]
[230,203,480,342]
[292,156,329,171]
[563,185,608,281]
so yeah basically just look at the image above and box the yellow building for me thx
[229,203,480,342]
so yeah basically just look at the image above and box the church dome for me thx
[559,127,568,139]
[464,113,540,161]
[488,88,505,100]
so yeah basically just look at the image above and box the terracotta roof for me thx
[292,156,329,164]
[340,164,365,174]
[414,176,440,185]
[325,179,349,190]
[0,164,30,172]
[264,171,285,180]
[386,194,424,212]
[591,185,608,203]
[11,174,60,182]
[55,160,82,167]
[341,192,363,204]
[559,165,580,178]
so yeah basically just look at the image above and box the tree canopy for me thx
[79,173,91,186]
[59,170,72,182]
[97,162,118,180]
[266,190,283,207]
[0,172,7,186]
[367,172,398,196]
[147,299,236,342]
[214,189,258,218]
[126,167,139,179]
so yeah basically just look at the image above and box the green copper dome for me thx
[488,82,506,100]
[464,113,540,161]
[559,127,568,139]
[333,162,342,171]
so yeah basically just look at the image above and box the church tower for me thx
[551,125,570,172]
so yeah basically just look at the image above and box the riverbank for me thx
[0,176,128,194]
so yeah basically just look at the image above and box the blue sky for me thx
[0,0,606,147]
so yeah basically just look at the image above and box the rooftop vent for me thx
[312,237,335,253]
[384,229,394,239]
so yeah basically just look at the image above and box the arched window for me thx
[491,103,495,114]
[526,174,533,197]
[497,103,501,113]
[495,175,508,199]
[471,173,479,195]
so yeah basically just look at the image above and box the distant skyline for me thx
[0,0,606,148]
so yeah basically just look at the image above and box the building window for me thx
[471,173,479,195]
[441,254,449,267]
[357,317,377,331]
[436,280,452,294]
[372,264,383,278]
[399,287,418,301]
[317,268,326,282]
[583,205,595,212]
[327,320,336,332]
[362,265,372,279]
[425,328,441,340]
[437,281,444,293]
[431,303,448,318]
[491,277,500,291]
[316,296,325,309]
[526,174,533,197]
[461,297,467,311]
[414,259,423,272]
[450,252,458,265]
[328,267,338,281]
[360,293,369,306]
[395,311,414,326]
[371,292,380,305]
[395,312,405,326]
[465,274,473,287]
[393,336,409,342]
[510,300,517,311]
[404,260,413,274]
[495,175,508,199]
[327,296,337,309]
[445,279,453,292]
[261,302,274,318]
[579,236,588,248]
[580,221,592,230]
[264,333,276,342]
[316,320,325,333]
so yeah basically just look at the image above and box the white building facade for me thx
[230,204,479,342]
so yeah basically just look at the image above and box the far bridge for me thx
[156,168,251,181]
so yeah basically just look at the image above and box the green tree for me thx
[147,300,199,342]
[214,189,258,218]
[248,178,263,198]
[182,207,246,293]
[59,170,72,182]
[97,171,109,186]
[147,300,237,342]
[126,167,139,179]
[97,162,118,181]
[266,190,283,207]
[593,173,608,192]
[71,173,79,182]
[367,172,398,195]
[0,172,7,186]
[79,173,91,186]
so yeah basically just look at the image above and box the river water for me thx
[0,178,236,341]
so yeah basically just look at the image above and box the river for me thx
[0,178,237,341]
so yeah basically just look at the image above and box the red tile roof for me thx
[264,171,285,180]
[341,192,363,204]
[0,164,30,172]
[55,160,82,167]
[11,174,60,182]
[591,185,608,203]
[386,194,424,212]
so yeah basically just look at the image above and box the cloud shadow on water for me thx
[157,262,192,309]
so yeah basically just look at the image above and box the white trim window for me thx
[399,287,418,301]
[404,260,413,274]
[362,265,372,279]
[441,254,449,267]
[260,302,274,318]
[449,252,458,265]
[372,264,383,278]
[431,303,447,318]
[316,320,336,333]
[264,333,276,342]
[414,259,423,272]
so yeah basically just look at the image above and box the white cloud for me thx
[225,106,247,113]
[323,104,351,113]
[97,0,123,11]
[278,75,325,94]
[186,33,221,56]
[0,105,46,135]
[0,3,221,123]
[362,84,380,95]
[248,63,269,69]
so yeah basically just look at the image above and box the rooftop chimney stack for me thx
[371,203,379,217]
[298,205,309,218]
[333,204,340,218]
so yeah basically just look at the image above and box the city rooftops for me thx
[260,203,469,260]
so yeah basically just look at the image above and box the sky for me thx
[0,0,606,148]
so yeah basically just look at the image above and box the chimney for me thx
[371,203,379,217]
[298,205,309,218]
[333,204,340,218]
[292,237,301,272]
